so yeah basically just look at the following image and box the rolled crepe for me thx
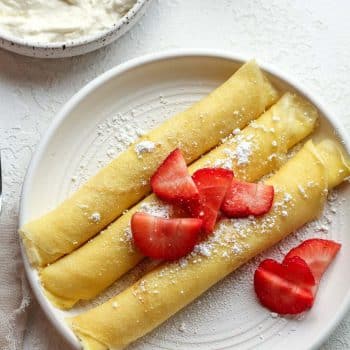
[20,60,279,267]
[41,93,318,309]
[67,139,350,350]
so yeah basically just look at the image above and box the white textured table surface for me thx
[1,0,350,349]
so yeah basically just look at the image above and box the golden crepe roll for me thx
[67,139,350,350]
[41,92,318,309]
[20,60,279,267]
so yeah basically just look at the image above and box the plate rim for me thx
[19,49,350,350]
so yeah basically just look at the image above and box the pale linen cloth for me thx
[0,137,70,350]
[0,221,30,349]
[0,153,69,350]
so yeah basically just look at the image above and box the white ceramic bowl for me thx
[19,50,350,349]
[0,0,151,59]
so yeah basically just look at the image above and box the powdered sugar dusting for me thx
[193,243,212,257]
[269,189,342,263]
[178,322,187,332]
[235,140,252,165]
[99,113,146,154]
[89,212,101,223]
[69,110,151,187]
[213,148,235,169]
[139,200,173,218]
[298,185,308,199]
[123,227,132,242]
[233,128,241,135]
[213,132,254,169]
[135,141,157,157]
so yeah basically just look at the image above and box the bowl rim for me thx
[19,49,350,350]
[0,0,149,50]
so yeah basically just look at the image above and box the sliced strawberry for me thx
[283,256,316,290]
[284,239,341,283]
[131,212,202,260]
[151,149,199,206]
[254,256,315,314]
[190,168,233,234]
[221,179,274,217]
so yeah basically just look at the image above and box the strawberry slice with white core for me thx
[131,212,202,260]
[221,178,274,217]
[190,168,233,234]
[254,256,315,314]
[151,149,199,206]
[284,239,341,283]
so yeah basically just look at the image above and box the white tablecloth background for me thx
[1,0,350,349]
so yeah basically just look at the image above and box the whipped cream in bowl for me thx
[0,0,151,58]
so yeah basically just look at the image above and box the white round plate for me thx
[19,50,350,350]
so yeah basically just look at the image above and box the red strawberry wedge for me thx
[131,212,202,260]
[221,178,274,217]
[254,256,315,314]
[191,168,234,234]
[151,149,199,206]
[284,239,341,284]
